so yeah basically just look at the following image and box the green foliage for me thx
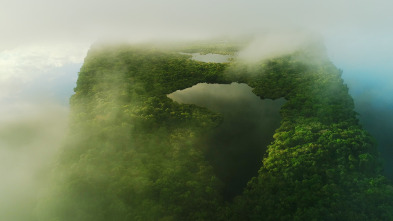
[38,45,227,221]
[226,51,393,220]
[38,42,393,221]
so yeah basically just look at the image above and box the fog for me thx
[2,0,393,49]
[2,0,393,219]
[0,103,69,221]
[237,31,321,62]
[0,46,84,220]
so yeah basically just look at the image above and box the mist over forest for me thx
[341,73,393,180]
[2,1,393,220]
[5,39,393,220]
[1,35,393,220]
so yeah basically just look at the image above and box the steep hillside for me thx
[228,50,393,220]
[37,42,393,221]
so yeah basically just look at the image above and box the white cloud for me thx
[0,101,69,220]
[0,43,88,101]
[0,43,85,220]
[237,30,319,62]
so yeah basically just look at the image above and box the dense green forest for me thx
[37,42,393,220]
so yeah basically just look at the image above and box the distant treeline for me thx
[37,42,393,220]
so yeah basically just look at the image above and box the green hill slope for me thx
[37,42,393,221]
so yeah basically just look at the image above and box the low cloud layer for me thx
[237,30,321,62]
[2,0,393,86]
[0,103,69,221]
[0,44,86,220]
[1,1,393,219]
[0,44,87,103]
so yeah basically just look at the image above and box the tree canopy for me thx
[37,42,393,221]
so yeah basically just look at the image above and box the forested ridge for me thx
[228,50,393,220]
[37,42,393,220]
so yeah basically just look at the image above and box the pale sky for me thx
[1,0,393,47]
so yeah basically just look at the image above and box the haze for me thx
[1,0,393,220]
